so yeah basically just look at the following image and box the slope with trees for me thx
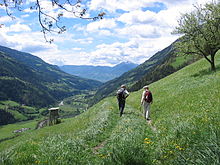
[0,45,102,107]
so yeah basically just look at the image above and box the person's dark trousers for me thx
[118,99,125,117]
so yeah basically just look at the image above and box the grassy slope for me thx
[0,54,219,164]
[0,121,37,141]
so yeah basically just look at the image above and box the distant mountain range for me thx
[0,45,102,107]
[59,62,138,82]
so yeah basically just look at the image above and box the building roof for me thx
[48,107,59,111]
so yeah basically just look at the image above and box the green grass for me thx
[0,101,20,107]
[57,91,95,118]
[6,110,27,121]
[0,101,38,122]
[170,54,199,69]
[0,54,219,164]
[0,120,37,141]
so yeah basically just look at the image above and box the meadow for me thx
[0,53,219,164]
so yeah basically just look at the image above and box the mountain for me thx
[90,40,201,105]
[1,52,219,164]
[0,45,102,107]
[59,62,138,82]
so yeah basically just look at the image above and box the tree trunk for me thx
[210,55,216,71]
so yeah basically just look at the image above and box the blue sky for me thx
[0,0,211,66]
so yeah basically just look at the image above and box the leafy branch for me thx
[0,0,106,42]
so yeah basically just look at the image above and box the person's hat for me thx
[121,84,126,88]
[143,85,149,89]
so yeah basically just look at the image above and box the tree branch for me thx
[1,0,105,42]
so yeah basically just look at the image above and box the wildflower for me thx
[175,145,184,151]
[98,154,106,158]
[144,141,151,144]
[144,137,153,144]
[35,160,40,164]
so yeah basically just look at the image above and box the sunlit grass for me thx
[0,121,36,141]
[0,53,219,164]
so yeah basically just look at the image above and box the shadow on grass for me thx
[192,65,220,77]
[0,134,20,143]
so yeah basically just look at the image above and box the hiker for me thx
[141,85,153,121]
[116,84,130,117]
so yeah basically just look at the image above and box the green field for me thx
[0,54,219,164]
[0,120,37,141]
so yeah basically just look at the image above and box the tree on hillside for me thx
[0,0,105,42]
[173,1,220,71]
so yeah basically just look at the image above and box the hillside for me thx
[0,45,102,107]
[59,62,138,82]
[0,52,219,164]
[91,40,200,106]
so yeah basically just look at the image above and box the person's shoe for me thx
[146,118,151,121]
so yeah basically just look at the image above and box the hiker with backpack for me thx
[116,84,130,117]
[141,85,153,121]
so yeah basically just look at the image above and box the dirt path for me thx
[92,103,157,155]
[92,140,107,154]
[147,120,157,132]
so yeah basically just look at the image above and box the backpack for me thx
[117,88,125,100]
[144,91,153,103]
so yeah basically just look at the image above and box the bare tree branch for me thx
[0,0,106,42]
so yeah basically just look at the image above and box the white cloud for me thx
[25,0,37,4]
[73,24,86,31]
[21,14,30,18]
[160,0,211,7]
[86,18,117,32]
[118,10,157,25]
[41,50,94,66]
[9,23,31,32]
[99,30,113,36]
[85,34,179,65]
[74,37,94,44]
[0,23,57,55]
[0,16,14,23]
[23,8,37,13]
[116,24,161,38]
[72,47,82,51]
[88,0,155,12]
